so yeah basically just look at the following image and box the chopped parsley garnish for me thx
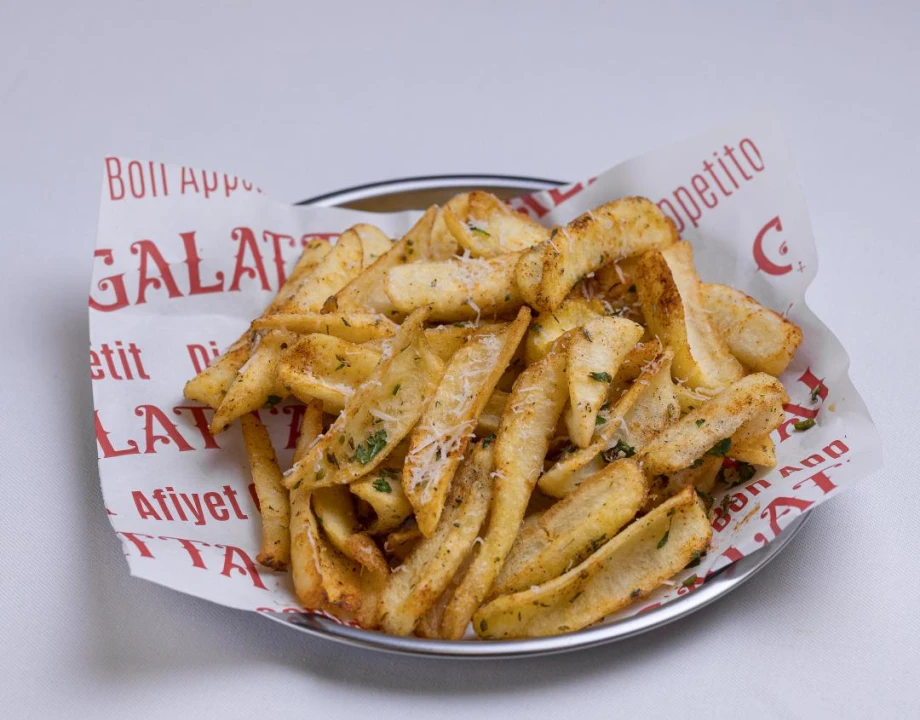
[530,324,542,334]
[602,440,636,462]
[334,361,346,371]
[372,477,392,493]
[264,394,282,408]
[686,549,707,568]
[811,385,823,403]
[599,402,610,412]
[695,419,706,427]
[657,508,676,549]
[589,371,612,383]
[392,383,401,396]
[470,226,491,237]
[690,458,704,469]
[341,317,351,327]
[681,574,699,589]
[595,414,607,426]
[314,468,326,482]
[696,490,714,512]
[435,447,442,461]
[326,450,340,468]
[707,438,732,456]
[794,418,816,431]
[481,434,496,448]
[355,429,387,465]
[590,534,606,552]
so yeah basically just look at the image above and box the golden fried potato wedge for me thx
[240,414,290,570]
[539,350,679,498]
[351,468,413,534]
[279,334,382,413]
[403,309,530,536]
[283,310,445,490]
[381,443,495,635]
[384,253,523,321]
[443,191,549,257]
[516,197,678,312]
[323,207,437,315]
[473,488,711,638]
[280,228,364,313]
[289,400,325,608]
[635,241,743,391]
[564,317,644,447]
[644,455,722,512]
[524,296,607,364]
[492,459,647,596]
[252,312,398,343]
[312,486,389,575]
[439,337,570,639]
[640,372,789,477]
[702,283,803,375]
[729,434,777,467]
[210,330,293,434]
[353,223,392,265]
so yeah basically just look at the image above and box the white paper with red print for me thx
[89,114,881,625]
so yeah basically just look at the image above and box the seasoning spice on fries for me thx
[183,190,803,640]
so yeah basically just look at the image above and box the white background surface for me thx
[1,1,918,717]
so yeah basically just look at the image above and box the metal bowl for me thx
[269,175,810,659]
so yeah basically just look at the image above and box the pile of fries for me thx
[184,191,802,639]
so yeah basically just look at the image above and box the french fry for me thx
[289,400,326,608]
[210,330,293,434]
[384,253,523,321]
[492,458,647,596]
[240,414,290,570]
[324,208,445,315]
[516,197,678,312]
[351,468,414,534]
[280,228,364,313]
[729,434,777,467]
[278,334,382,413]
[252,312,398,343]
[403,308,531,536]
[183,239,331,408]
[381,443,495,635]
[524,297,607,364]
[439,337,570,639]
[539,350,679,498]
[353,223,393,265]
[644,455,722,512]
[564,316,644,448]
[443,191,549,257]
[312,486,388,575]
[640,372,789,477]
[635,241,743,391]
[283,310,445,491]
[702,283,803,376]
[473,488,711,638]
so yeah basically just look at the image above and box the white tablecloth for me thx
[2,2,917,717]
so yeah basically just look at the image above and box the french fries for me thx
[381,443,494,635]
[384,253,523,321]
[492,459,647,596]
[473,488,711,638]
[564,316,644,448]
[403,309,530,536]
[635,241,743,391]
[438,338,570,639]
[640,372,789,477]
[443,191,549,257]
[516,197,678,312]
[240,414,290,570]
[702,283,803,375]
[283,310,445,491]
[185,190,803,639]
